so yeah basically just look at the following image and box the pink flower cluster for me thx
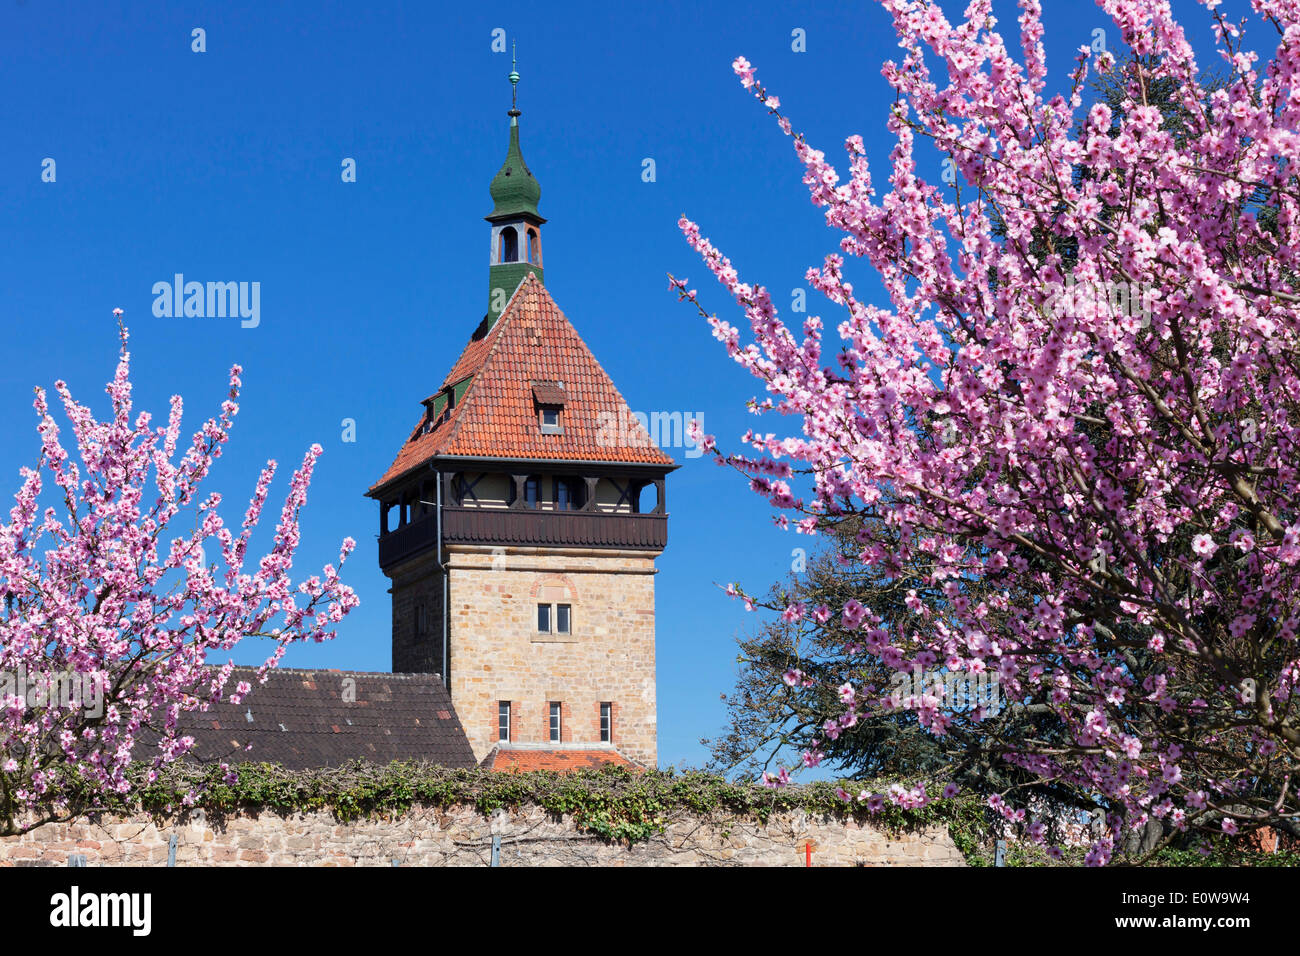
[0,322,359,831]
[686,0,1300,862]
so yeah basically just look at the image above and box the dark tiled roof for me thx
[369,274,674,494]
[139,667,476,770]
[479,747,640,773]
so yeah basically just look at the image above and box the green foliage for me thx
[704,527,1088,815]
[1147,844,1300,868]
[113,761,985,848]
[974,835,1296,868]
[82,761,1291,863]
[705,522,972,780]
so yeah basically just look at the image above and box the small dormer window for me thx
[417,390,452,438]
[533,381,566,435]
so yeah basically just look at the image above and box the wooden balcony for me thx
[443,506,667,551]
[378,507,668,571]
[378,512,438,570]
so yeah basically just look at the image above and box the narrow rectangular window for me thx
[537,603,551,633]
[498,701,511,742]
[549,702,562,742]
[557,604,571,634]
[600,702,612,743]
[525,476,541,507]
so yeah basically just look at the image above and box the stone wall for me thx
[388,549,446,676]
[447,545,658,766]
[0,805,965,867]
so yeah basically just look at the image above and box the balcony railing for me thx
[378,512,438,570]
[443,506,667,551]
[377,507,668,569]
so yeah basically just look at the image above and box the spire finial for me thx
[508,42,521,122]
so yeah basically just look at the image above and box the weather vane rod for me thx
[509,41,520,118]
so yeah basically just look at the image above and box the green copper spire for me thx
[487,46,542,222]
[486,47,545,326]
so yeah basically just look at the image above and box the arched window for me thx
[500,226,519,263]
[527,228,540,265]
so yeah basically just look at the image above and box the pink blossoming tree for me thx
[0,318,359,834]
[679,0,1300,862]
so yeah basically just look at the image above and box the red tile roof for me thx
[370,275,674,494]
[531,381,568,406]
[480,747,639,773]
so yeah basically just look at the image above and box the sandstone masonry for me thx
[446,545,658,766]
[0,805,965,867]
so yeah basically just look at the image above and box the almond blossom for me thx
[681,0,1300,863]
[0,321,359,833]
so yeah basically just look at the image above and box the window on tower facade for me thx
[556,603,571,634]
[549,702,562,742]
[554,477,584,511]
[498,701,511,742]
[600,702,612,743]
[539,406,562,434]
[501,226,519,263]
[537,603,551,633]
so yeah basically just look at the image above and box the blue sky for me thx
[0,1,1230,770]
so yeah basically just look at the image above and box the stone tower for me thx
[366,63,675,769]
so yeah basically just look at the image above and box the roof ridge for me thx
[369,271,676,492]
[552,308,673,466]
[368,282,531,496]
[437,273,534,392]
[211,665,447,682]
[444,278,675,466]
[437,273,537,453]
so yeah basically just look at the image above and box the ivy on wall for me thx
[112,762,984,847]
[47,761,1289,865]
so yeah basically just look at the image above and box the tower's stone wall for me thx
[388,550,446,676]
[446,545,658,766]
